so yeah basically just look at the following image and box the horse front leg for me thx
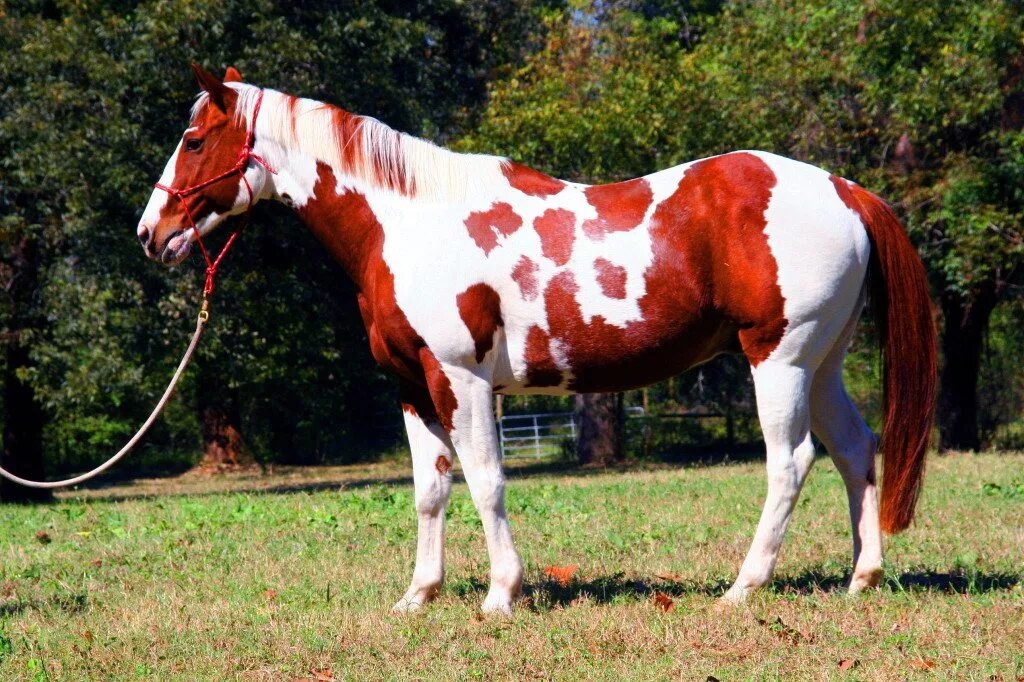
[392,380,454,613]
[436,362,523,615]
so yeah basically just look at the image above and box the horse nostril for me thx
[138,226,151,247]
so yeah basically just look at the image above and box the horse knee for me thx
[829,428,877,484]
[415,478,449,517]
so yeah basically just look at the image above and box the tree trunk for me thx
[938,288,997,451]
[1,342,52,502]
[575,392,625,466]
[196,399,252,471]
[1,234,51,503]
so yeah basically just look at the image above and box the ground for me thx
[0,452,1021,680]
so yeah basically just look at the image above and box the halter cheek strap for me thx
[154,89,276,296]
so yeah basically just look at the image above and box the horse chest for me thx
[356,282,426,384]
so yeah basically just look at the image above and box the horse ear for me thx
[224,66,243,83]
[190,63,233,112]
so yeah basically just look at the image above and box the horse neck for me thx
[253,92,508,287]
[279,161,394,289]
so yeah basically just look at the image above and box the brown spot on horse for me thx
[581,178,653,240]
[502,162,566,198]
[533,208,575,266]
[465,202,523,255]
[594,258,627,299]
[512,256,540,301]
[457,283,503,363]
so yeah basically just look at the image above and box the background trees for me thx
[466,0,1024,452]
[2,0,1023,493]
[0,0,551,496]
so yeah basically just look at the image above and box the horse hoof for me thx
[392,586,438,614]
[848,567,884,594]
[391,597,424,614]
[719,584,751,606]
[481,592,515,616]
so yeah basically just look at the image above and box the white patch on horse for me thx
[753,151,871,366]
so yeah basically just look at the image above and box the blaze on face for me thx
[137,65,254,265]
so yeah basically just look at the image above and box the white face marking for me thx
[138,138,183,235]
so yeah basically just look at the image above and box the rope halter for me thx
[153,89,276,297]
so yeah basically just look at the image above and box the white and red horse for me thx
[139,66,936,613]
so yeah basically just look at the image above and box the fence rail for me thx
[497,407,648,459]
[498,412,576,459]
[498,407,750,460]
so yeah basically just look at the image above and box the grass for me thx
[0,452,1022,680]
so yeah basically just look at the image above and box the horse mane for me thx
[192,84,509,202]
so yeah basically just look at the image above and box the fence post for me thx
[536,413,544,456]
[498,416,506,460]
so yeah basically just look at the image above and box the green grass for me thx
[1,452,1022,680]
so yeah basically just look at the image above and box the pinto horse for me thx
[139,66,936,614]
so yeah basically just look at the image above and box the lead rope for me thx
[0,310,207,489]
[0,89,274,489]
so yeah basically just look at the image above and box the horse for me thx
[138,65,936,614]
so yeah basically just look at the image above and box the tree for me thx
[575,393,625,466]
[459,5,730,463]
[465,0,1024,451]
[0,0,556,493]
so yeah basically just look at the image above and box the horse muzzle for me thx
[157,229,192,265]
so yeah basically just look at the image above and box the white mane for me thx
[193,83,509,203]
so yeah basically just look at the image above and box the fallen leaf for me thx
[909,659,936,670]
[652,591,674,612]
[656,571,683,582]
[839,659,857,671]
[35,530,51,545]
[311,670,334,682]
[81,630,94,643]
[543,565,578,586]
[756,616,811,645]
[264,589,278,601]
[89,559,102,568]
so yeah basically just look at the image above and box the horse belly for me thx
[500,291,738,395]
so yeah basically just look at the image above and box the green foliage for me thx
[463,0,1024,443]
[1,0,551,473]
[0,455,1022,677]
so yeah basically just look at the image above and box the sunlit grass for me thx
[0,452,1021,679]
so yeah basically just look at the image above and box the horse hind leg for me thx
[810,312,883,594]
[723,359,817,603]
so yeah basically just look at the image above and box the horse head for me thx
[138,64,271,265]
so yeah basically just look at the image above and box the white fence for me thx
[497,407,645,459]
[498,412,576,459]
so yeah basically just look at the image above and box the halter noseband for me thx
[154,88,276,297]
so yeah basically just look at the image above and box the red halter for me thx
[154,89,276,296]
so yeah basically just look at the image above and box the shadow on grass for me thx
[448,568,1022,608]
[51,449,771,504]
[0,593,87,617]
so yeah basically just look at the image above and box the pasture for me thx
[0,452,1021,680]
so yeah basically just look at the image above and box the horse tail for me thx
[839,180,937,534]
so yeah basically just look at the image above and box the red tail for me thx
[832,177,937,534]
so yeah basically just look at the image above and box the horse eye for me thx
[185,138,204,152]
